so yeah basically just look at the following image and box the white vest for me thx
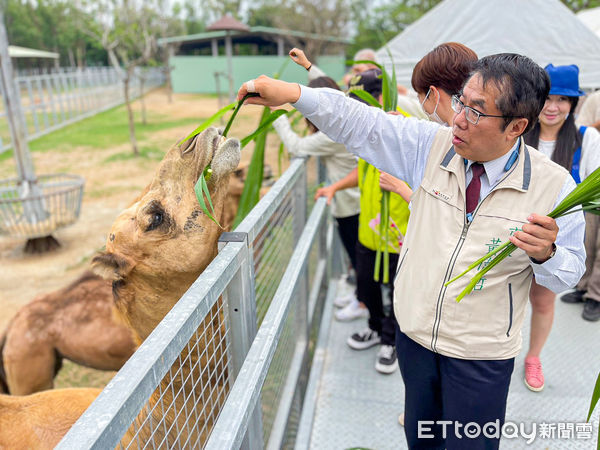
[393,128,569,360]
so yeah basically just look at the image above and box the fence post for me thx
[292,156,309,396]
[218,232,264,450]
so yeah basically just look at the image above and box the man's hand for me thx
[509,213,558,263]
[289,48,311,70]
[315,185,336,205]
[237,75,301,107]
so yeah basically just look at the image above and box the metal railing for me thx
[0,66,165,154]
[57,156,342,449]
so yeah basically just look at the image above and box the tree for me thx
[347,0,442,57]
[560,0,600,12]
[247,0,352,58]
[83,0,158,154]
[3,0,107,68]
[156,0,186,103]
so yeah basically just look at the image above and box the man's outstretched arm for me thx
[238,76,439,188]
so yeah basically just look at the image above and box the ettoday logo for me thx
[418,420,595,443]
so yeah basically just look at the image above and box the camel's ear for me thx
[92,252,136,281]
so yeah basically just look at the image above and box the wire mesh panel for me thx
[0,173,84,238]
[261,287,300,443]
[0,66,165,153]
[58,240,250,450]
[252,188,296,325]
[205,197,332,450]
[117,297,232,449]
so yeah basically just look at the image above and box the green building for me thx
[157,16,350,97]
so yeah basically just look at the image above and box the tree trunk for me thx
[68,48,76,69]
[140,74,147,125]
[123,78,139,155]
[166,66,173,104]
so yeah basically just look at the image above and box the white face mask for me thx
[420,88,448,126]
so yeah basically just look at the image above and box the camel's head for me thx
[92,128,240,335]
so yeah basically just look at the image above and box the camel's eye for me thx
[147,211,163,232]
[143,200,168,232]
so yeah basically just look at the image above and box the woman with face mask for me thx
[523,64,600,392]
[412,42,478,126]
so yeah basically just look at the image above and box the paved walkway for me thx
[303,282,600,449]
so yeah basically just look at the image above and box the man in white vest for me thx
[238,53,585,449]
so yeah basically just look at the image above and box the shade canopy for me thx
[376,0,600,89]
[577,6,600,38]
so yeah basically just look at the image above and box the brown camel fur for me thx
[0,272,137,395]
[0,388,102,449]
[0,127,240,448]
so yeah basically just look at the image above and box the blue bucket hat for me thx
[544,64,585,97]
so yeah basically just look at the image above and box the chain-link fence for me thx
[57,156,342,449]
[0,66,164,154]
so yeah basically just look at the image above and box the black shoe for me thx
[375,344,398,374]
[561,289,586,304]
[582,299,600,322]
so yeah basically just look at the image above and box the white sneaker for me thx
[347,328,380,350]
[335,299,369,322]
[336,274,355,297]
[333,292,355,308]
[375,345,398,374]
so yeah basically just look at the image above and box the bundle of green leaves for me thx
[446,164,600,302]
[347,57,403,283]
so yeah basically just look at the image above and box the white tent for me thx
[376,0,600,90]
[577,7,600,38]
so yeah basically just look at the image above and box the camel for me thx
[0,126,241,449]
[0,272,137,395]
[0,138,266,397]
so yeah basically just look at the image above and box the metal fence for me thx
[0,66,164,154]
[57,155,342,449]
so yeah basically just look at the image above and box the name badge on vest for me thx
[431,188,452,202]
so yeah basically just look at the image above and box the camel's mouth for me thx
[194,128,240,183]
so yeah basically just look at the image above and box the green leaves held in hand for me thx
[350,90,382,108]
[348,54,400,284]
[195,167,222,229]
[240,109,291,147]
[182,102,236,144]
[234,106,272,228]
[188,92,260,227]
[446,163,600,302]
[223,92,260,137]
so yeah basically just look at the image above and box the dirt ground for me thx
[0,88,290,389]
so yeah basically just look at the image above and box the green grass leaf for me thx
[182,101,236,143]
[233,107,271,227]
[223,92,260,137]
[350,90,382,108]
[194,171,222,228]
[587,371,600,422]
[240,109,291,147]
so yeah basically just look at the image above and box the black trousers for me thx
[395,327,514,450]
[335,214,359,271]
[355,241,399,345]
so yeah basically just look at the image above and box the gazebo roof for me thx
[207,15,250,32]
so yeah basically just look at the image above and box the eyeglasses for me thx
[451,95,518,125]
